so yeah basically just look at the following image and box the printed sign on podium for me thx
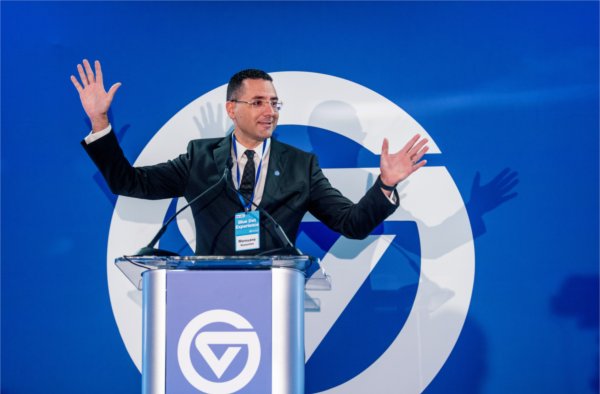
[116,255,330,394]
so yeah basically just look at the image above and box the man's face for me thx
[226,78,279,147]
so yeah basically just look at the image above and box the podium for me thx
[116,255,330,394]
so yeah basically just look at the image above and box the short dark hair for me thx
[227,69,273,101]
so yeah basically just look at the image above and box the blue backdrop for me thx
[1,2,598,393]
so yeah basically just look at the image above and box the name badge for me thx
[234,211,260,252]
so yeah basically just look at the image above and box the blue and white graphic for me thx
[106,72,474,393]
[177,309,261,393]
[166,270,272,393]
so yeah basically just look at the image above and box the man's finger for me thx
[83,59,95,84]
[382,138,389,157]
[95,60,103,85]
[408,138,428,156]
[413,145,429,162]
[77,64,88,85]
[413,159,427,170]
[70,75,83,93]
[107,82,122,101]
[400,134,420,153]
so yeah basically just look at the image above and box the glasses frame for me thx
[230,99,283,112]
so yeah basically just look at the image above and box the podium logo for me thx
[177,309,261,393]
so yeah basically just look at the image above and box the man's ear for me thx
[226,100,236,120]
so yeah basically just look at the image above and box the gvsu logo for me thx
[177,309,261,393]
[106,72,475,393]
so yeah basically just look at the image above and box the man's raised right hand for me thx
[71,59,121,132]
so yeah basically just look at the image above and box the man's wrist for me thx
[90,115,109,133]
[376,175,397,191]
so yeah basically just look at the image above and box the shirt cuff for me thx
[83,124,112,144]
[384,190,397,204]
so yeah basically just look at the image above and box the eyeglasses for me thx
[230,99,283,111]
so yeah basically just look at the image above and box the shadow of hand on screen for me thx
[466,168,519,237]
[386,168,520,260]
[193,102,233,138]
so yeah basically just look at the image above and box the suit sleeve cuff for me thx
[83,124,112,144]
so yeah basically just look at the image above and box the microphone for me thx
[132,163,231,257]
[225,165,303,256]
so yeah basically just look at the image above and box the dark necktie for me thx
[239,150,256,203]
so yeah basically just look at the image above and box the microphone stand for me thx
[132,157,303,257]
[132,166,230,257]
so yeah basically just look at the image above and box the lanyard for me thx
[232,134,267,211]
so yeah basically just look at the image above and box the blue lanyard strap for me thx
[232,134,267,211]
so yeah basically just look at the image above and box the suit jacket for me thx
[83,131,398,255]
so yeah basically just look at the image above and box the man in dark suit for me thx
[72,59,429,255]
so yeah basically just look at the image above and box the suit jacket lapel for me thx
[212,135,231,176]
[261,139,289,209]
[212,135,241,206]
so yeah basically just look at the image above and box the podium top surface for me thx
[116,254,318,271]
[115,255,330,291]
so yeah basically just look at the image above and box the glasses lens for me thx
[235,99,282,111]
